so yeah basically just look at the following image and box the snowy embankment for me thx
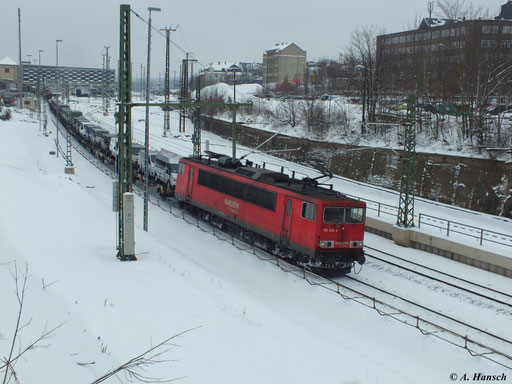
[200,82,512,161]
[1,110,507,382]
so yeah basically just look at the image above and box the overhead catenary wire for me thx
[130,9,207,68]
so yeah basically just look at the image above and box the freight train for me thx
[49,98,366,272]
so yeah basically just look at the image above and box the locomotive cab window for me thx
[323,207,345,223]
[346,207,365,223]
[178,162,185,175]
[301,202,316,221]
[323,207,365,224]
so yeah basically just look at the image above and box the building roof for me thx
[264,42,306,56]
[496,0,512,20]
[418,18,460,29]
[266,42,293,53]
[0,57,17,66]
[203,62,242,73]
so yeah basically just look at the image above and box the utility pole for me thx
[193,77,201,157]
[396,94,417,228]
[117,4,135,261]
[38,49,43,131]
[161,26,176,137]
[103,46,111,115]
[55,39,63,158]
[231,68,236,102]
[179,53,196,132]
[18,8,23,109]
[140,63,144,100]
[143,6,161,233]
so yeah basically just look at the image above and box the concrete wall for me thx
[366,217,512,277]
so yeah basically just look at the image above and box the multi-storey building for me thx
[22,64,115,89]
[1,57,115,96]
[376,1,512,98]
[263,43,306,88]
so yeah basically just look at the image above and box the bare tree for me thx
[91,327,200,384]
[1,262,64,384]
[278,99,298,127]
[435,0,486,20]
[435,0,467,19]
[346,26,384,131]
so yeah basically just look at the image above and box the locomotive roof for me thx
[186,157,360,202]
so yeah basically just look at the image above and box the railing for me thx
[347,193,512,249]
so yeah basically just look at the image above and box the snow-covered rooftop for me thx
[419,17,460,29]
[203,62,241,72]
[0,57,17,66]
[265,42,292,53]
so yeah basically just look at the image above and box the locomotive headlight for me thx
[350,241,364,248]
[319,240,334,248]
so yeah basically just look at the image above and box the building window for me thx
[482,25,499,34]
[407,34,414,43]
[399,35,406,43]
[481,40,491,48]
[432,31,441,39]
[503,26,512,34]
[4,68,9,73]
[502,40,512,48]
[441,29,450,38]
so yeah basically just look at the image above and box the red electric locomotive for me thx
[175,155,366,272]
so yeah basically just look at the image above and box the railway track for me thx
[365,245,512,308]
[50,109,512,371]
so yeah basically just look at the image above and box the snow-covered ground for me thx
[0,104,510,383]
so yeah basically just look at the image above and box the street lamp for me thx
[143,6,161,232]
[55,39,63,158]
[38,49,44,131]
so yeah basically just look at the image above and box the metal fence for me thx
[349,194,512,249]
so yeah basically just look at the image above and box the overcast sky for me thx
[1,0,507,78]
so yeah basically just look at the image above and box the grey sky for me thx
[1,0,506,77]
